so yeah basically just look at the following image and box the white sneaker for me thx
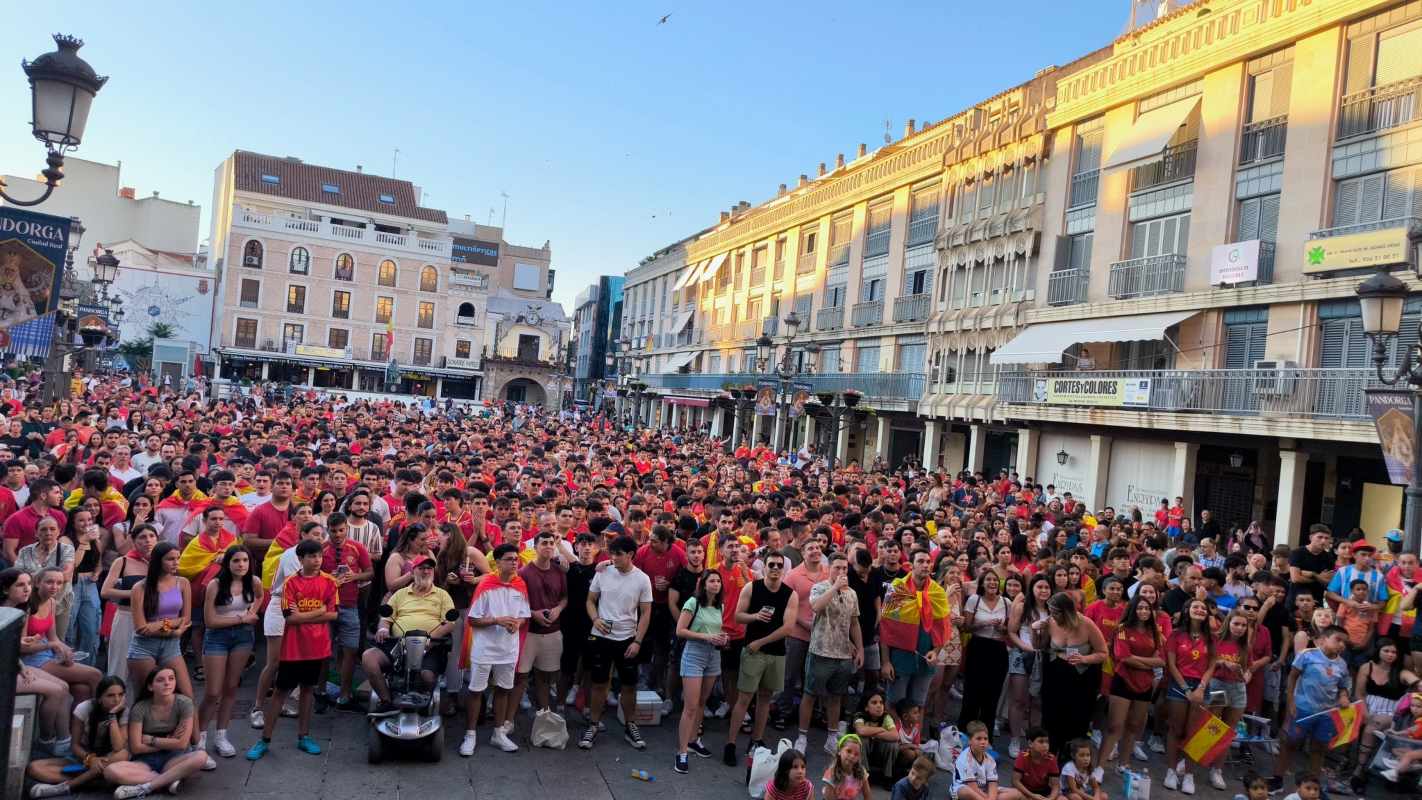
[1132,742,1149,761]
[1209,768,1226,790]
[1175,759,1186,775]
[166,781,181,796]
[249,709,264,730]
[1180,772,1196,795]
[214,731,236,758]
[29,784,70,798]
[1091,767,1104,785]
[1008,738,1021,759]
[1149,734,1166,753]
[114,785,152,800]
[200,753,216,771]
[490,729,519,753]
[500,720,514,735]
[713,702,730,718]
[1163,769,1179,791]
[280,701,299,717]
[793,734,807,753]
[459,731,477,757]
[824,733,837,755]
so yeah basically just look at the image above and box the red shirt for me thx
[1168,629,1213,680]
[1085,600,1126,643]
[633,542,687,603]
[2,505,67,549]
[1112,627,1162,694]
[280,571,338,661]
[1012,751,1060,793]
[321,539,371,607]
[0,487,19,526]
[242,501,290,546]
[1213,638,1246,683]
[718,564,752,640]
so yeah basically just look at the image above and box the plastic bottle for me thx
[630,770,654,782]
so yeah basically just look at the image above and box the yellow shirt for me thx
[386,585,455,635]
[486,547,538,572]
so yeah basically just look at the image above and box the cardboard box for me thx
[616,690,665,726]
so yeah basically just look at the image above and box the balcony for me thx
[1338,76,1422,141]
[1068,170,1100,209]
[233,205,452,259]
[1310,216,1422,239]
[455,315,476,326]
[1132,141,1197,192]
[851,300,884,328]
[864,227,892,258]
[762,316,779,337]
[797,252,816,275]
[749,266,766,287]
[1239,115,1287,165]
[997,368,1377,422]
[892,293,931,323]
[827,243,851,268]
[1047,268,1089,307]
[734,320,760,340]
[908,214,938,247]
[817,306,844,331]
[1107,253,1186,299]
[642,371,926,402]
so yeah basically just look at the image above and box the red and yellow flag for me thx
[1182,708,1235,767]
[1327,702,1365,749]
[880,575,951,652]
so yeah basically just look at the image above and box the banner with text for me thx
[1044,376,1152,408]
[755,379,778,416]
[1367,388,1415,486]
[0,207,68,358]
[788,381,812,418]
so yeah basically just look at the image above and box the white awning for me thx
[670,310,694,333]
[990,310,1197,365]
[671,260,706,291]
[1102,97,1200,173]
[663,350,698,372]
[698,252,729,284]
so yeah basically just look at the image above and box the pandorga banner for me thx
[0,207,69,356]
[1045,375,1151,408]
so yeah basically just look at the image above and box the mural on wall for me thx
[113,269,213,350]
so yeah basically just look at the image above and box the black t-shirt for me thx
[847,567,885,645]
[743,580,793,655]
[1261,602,1293,659]
[669,566,704,608]
[564,562,597,631]
[1163,586,1190,617]
[1288,547,1334,603]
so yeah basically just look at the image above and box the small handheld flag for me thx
[1182,708,1235,766]
[1326,701,1364,749]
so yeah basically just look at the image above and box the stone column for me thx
[1277,448,1310,548]
[967,425,986,473]
[773,407,787,452]
[1016,428,1038,481]
[730,405,742,443]
[836,418,851,466]
[1171,441,1200,518]
[875,416,892,463]
[669,402,681,430]
[803,415,817,454]
[1085,434,1112,512]
[306,367,315,387]
[923,419,941,471]
[752,412,765,444]
[710,406,724,438]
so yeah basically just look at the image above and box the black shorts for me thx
[586,635,639,685]
[561,624,590,676]
[721,639,744,672]
[1110,674,1156,704]
[276,658,325,691]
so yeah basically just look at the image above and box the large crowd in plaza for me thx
[4,371,1422,800]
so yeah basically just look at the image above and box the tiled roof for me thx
[231,151,447,224]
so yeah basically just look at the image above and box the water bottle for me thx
[1236,721,1248,742]
[630,769,654,782]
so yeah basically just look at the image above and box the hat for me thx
[409,555,436,570]
[1353,543,1377,555]
[1388,529,1404,543]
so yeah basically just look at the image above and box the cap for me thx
[1352,543,1377,555]
[1388,529,1404,543]
[408,555,436,570]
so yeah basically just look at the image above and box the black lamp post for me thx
[752,310,816,452]
[1,35,108,207]
[1356,268,1419,554]
[811,389,861,470]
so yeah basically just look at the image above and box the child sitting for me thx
[852,692,900,782]
[895,700,924,777]
[954,721,1022,800]
[1379,692,1422,784]
[890,756,935,800]
[1281,772,1321,800]
[1232,772,1270,800]
[1059,739,1105,800]
[765,748,812,800]
[823,734,872,800]
[1011,727,1060,800]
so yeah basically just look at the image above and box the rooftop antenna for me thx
[500,192,510,230]
[883,119,892,145]
[391,148,400,177]
[487,207,495,225]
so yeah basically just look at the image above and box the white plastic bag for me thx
[747,738,792,798]
[934,725,961,771]
[1122,768,1151,800]
[530,708,568,750]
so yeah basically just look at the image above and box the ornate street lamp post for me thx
[1,35,108,207]
[1356,269,1419,554]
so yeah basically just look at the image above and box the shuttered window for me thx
[819,347,840,374]
[1129,213,1191,259]
[896,342,926,372]
[1319,300,1369,369]
[855,346,880,373]
[1377,25,1422,87]
[1383,166,1422,220]
[1333,173,1386,227]
[1224,308,1269,369]
[1237,194,1280,241]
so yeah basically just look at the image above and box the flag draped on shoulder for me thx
[879,575,951,652]
[458,572,529,670]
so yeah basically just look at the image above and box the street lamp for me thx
[1,35,108,207]
[92,247,119,299]
[812,389,861,470]
[1356,267,1418,554]
[1057,448,1070,466]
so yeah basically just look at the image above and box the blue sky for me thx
[0,1,1132,309]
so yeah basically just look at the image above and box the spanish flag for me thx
[1182,708,1235,767]
[1326,701,1365,749]
[261,522,301,590]
[458,571,528,670]
[879,575,951,652]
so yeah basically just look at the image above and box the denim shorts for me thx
[1208,678,1247,710]
[333,606,361,650]
[680,639,722,678]
[1008,648,1037,677]
[135,750,176,773]
[21,648,55,668]
[1167,676,1202,703]
[128,635,182,663]
[203,625,255,656]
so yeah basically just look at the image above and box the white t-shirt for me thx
[73,699,129,753]
[589,565,653,642]
[109,465,143,486]
[132,451,163,474]
[240,491,271,510]
[467,584,531,665]
[269,547,302,600]
[953,748,998,795]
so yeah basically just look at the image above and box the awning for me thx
[670,310,694,333]
[1102,97,1200,173]
[668,396,710,407]
[671,260,706,291]
[698,252,729,284]
[663,350,698,372]
[990,310,1196,365]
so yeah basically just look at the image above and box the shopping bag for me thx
[934,724,961,771]
[530,708,568,750]
[1122,768,1151,800]
[747,738,792,798]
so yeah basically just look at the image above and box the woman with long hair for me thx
[126,542,195,714]
[383,522,432,598]
[1351,637,1419,788]
[15,515,75,638]
[64,505,104,667]
[1163,598,1217,794]
[1098,593,1165,774]
[4,568,75,751]
[311,490,338,528]
[1005,574,1052,758]
[1041,591,1106,757]
[27,675,131,798]
[103,666,207,798]
[111,493,155,556]
[24,566,102,701]
[435,521,480,711]
[958,569,1009,737]
[102,523,159,680]
[197,546,262,760]
[673,570,726,774]
[927,555,967,727]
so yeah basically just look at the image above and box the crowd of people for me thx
[3,371,1420,800]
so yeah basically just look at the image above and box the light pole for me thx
[754,311,817,452]
[812,390,862,470]
[1356,269,1421,554]
[1,35,107,207]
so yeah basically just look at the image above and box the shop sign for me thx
[445,356,481,370]
[1043,376,1151,408]
[1210,240,1259,284]
[1105,440,1175,515]
[293,344,347,359]
[1303,228,1411,274]
[1367,388,1414,486]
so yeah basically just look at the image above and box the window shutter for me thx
[1376,26,1422,87]
[1384,167,1418,220]
[1360,173,1386,223]
[1345,35,1377,95]
[1238,197,1262,240]
[1249,72,1275,123]
[1333,177,1362,227]
[1259,194,1281,242]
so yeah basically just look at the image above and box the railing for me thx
[1108,253,1186,299]
[996,368,1377,421]
[892,293,931,323]
[1047,268,1089,306]
[1068,169,1100,209]
[762,316,779,337]
[772,260,785,282]
[1256,241,1276,285]
[827,243,851,268]
[235,205,453,259]
[642,371,926,401]
[797,252,816,274]
[1239,115,1287,165]
[908,213,938,247]
[1132,140,1197,191]
[749,266,766,287]
[851,300,884,327]
[1310,216,1422,239]
[734,320,760,340]
[1338,76,1422,141]
[817,306,844,331]
[864,227,892,258]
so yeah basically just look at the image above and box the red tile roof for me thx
[231,151,447,224]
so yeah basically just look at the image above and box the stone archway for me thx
[499,377,547,405]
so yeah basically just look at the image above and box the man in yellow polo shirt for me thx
[361,555,455,713]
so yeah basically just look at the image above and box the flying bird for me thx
[658,13,672,24]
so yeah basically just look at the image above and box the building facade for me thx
[572,276,624,404]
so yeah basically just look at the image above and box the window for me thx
[863,278,884,303]
[331,290,351,319]
[909,183,940,246]
[327,328,349,350]
[455,339,471,359]
[260,174,280,185]
[375,296,393,324]
[234,318,257,348]
[908,269,930,295]
[420,265,438,292]
[282,323,303,347]
[855,345,880,373]
[286,285,306,314]
[243,240,263,269]
[378,193,395,204]
[1374,24,1422,88]
[517,334,540,362]
[1223,307,1269,369]
[1129,213,1191,259]
[334,253,354,281]
[1334,167,1422,227]
[417,301,435,329]
[896,341,927,372]
[801,230,817,254]
[1247,65,1291,124]
[1237,194,1280,242]
[413,338,433,366]
[1064,232,1094,271]
[865,201,893,257]
[457,301,476,321]
[239,279,260,308]
[825,284,846,308]
[829,213,852,265]
[818,346,840,374]
[378,260,397,287]
[322,183,340,194]
[371,332,389,361]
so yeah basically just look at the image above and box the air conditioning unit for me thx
[244,256,260,266]
[1251,359,1298,395]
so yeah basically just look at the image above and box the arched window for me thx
[378,259,397,287]
[334,253,354,282]
[243,240,263,269]
[289,247,310,275]
[457,302,475,317]
[420,265,438,292]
